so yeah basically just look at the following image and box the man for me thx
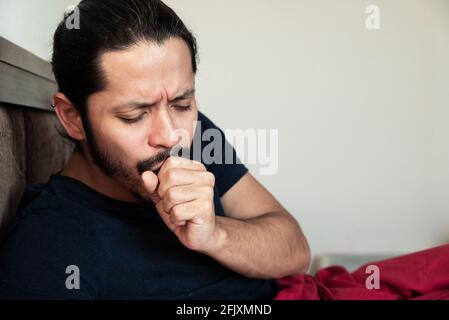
[0,0,310,299]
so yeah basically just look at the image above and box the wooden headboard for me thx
[0,36,56,111]
[0,36,73,233]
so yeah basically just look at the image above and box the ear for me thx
[52,92,86,142]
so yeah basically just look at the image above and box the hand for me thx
[142,157,218,252]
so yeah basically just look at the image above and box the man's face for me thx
[84,38,198,202]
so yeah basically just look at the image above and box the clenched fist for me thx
[142,157,218,252]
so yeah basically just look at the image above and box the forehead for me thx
[98,38,194,102]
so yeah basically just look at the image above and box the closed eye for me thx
[173,105,192,112]
[120,113,146,124]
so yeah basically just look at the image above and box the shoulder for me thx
[197,111,216,128]
[195,111,249,197]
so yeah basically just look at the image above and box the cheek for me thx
[127,138,149,159]
[107,126,147,161]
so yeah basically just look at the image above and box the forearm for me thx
[201,212,311,280]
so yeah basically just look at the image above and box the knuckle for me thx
[157,186,165,199]
[162,198,171,213]
[165,168,177,182]
[208,201,215,213]
[194,161,206,171]
[170,214,179,225]
[204,186,214,199]
[165,157,177,167]
[204,172,215,186]
[202,200,214,214]
[165,188,176,203]
[171,205,182,219]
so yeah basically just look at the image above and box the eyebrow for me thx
[112,89,195,112]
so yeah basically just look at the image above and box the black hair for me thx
[51,0,198,149]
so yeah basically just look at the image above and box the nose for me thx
[147,107,179,149]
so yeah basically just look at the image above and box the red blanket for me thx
[274,244,449,300]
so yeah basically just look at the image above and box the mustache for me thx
[137,147,191,175]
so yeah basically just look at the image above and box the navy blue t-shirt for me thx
[0,112,277,300]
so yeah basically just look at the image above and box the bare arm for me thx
[143,159,311,280]
[201,173,311,279]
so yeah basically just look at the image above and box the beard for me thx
[87,136,151,203]
[83,117,192,204]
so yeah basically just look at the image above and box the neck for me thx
[61,148,140,203]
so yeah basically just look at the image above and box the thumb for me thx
[142,171,161,204]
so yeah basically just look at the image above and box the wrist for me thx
[200,217,228,255]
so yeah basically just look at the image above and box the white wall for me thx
[165,0,449,256]
[0,0,79,61]
[1,0,448,257]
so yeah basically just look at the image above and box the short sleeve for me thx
[194,112,249,197]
